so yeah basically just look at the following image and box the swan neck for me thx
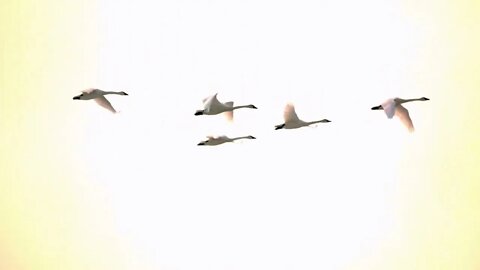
[104,91,122,95]
[307,120,324,125]
[232,136,250,141]
[399,98,423,104]
[232,105,250,109]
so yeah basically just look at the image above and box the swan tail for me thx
[224,101,234,122]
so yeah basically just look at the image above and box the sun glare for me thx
[2,0,479,269]
[69,1,418,269]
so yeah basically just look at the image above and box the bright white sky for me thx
[71,0,432,269]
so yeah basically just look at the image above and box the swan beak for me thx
[197,142,205,146]
[371,105,382,110]
[252,105,258,109]
[324,119,331,122]
[73,96,80,100]
[194,111,203,116]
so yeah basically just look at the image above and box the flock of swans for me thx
[73,88,430,146]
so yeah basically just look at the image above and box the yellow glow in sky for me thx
[1,0,479,270]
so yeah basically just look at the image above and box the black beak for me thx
[252,105,258,109]
[194,111,203,116]
[197,142,205,146]
[73,96,80,100]
[275,124,284,130]
[371,105,382,110]
[324,119,331,122]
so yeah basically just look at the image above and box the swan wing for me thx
[202,93,219,104]
[223,101,234,122]
[81,88,97,94]
[204,93,224,108]
[206,135,226,140]
[382,99,396,119]
[94,96,116,113]
[203,93,228,114]
[284,103,300,123]
[202,94,212,104]
[209,94,223,107]
[395,104,414,132]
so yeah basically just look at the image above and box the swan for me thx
[371,97,429,132]
[194,93,257,121]
[73,88,128,113]
[274,103,331,130]
[197,135,256,146]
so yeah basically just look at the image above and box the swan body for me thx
[73,88,128,113]
[194,93,257,121]
[197,135,256,146]
[275,103,331,130]
[371,97,429,132]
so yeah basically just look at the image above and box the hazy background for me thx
[1,0,479,269]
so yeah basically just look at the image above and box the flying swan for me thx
[371,97,429,132]
[73,88,128,113]
[197,135,256,146]
[194,93,257,121]
[275,103,331,130]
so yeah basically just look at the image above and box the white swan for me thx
[194,93,257,121]
[275,103,331,130]
[197,135,256,146]
[371,97,429,132]
[73,88,128,113]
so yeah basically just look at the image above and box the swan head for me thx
[320,119,331,123]
[194,110,204,116]
[247,135,256,139]
[275,124,285,130]
[120,91,128,96]
[248,104,258,109]
[420,97,429,101]
[371,105,383,110]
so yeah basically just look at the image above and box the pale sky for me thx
[1,0,479,270]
